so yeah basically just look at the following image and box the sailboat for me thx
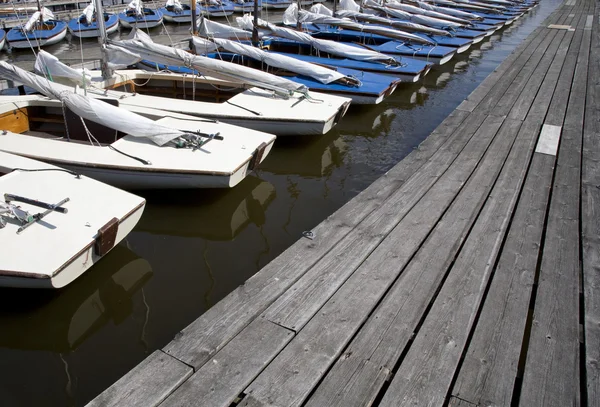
[0,151,146,288]
[68,2,119,38]
[118,0,164,29]
[0,61,277,189]
[185,36,402,104]
[197,0,235,17]
[6,6,67,49]
[160,0,194,22]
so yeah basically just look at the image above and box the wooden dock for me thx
[88,0,600,405]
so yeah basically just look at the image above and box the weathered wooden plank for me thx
[459,26,555,114]
[457,7,567,113]
[302,118,523,407]
[244,115,509,407]
[451,146,556,406]
[582,5,600,405]
[85,351,192,407]
[377,118,544,407]
[448,396,478,407]
[162,109,472,369]
[261,113,492,332]
[510,27,574,122]
[500,29,566,120]
[159,319,293,407]
[491,29,562,117]
[518,17,591,407]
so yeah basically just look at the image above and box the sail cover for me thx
[385,0,471,25]
[166,0,184,12]
[34,50,92,86]
[24,7,55,31]
[82,3,95,25]
[364,0,463,29]
[198,16,253,39]
[193,37,346,84]
[237,14,400,65]
[297,8,437,45]
[335,9,450,36]
[0,61,190,146]
[416,1,482,21]
[107,29,306,97]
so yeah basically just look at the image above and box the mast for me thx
[251,0,259,45]
[191,0,198,35]
[93,0,112,79]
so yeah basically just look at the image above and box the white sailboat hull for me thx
[69,20,119,38]
[103,70,351,136]
[0,97,277,189]
[0,151,145,288]
[8,25,67,49]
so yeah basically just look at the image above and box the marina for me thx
[0,0,592,404]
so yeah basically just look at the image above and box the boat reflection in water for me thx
[138,175,276,240]
[0,244,152,352]
[0,245,152,406]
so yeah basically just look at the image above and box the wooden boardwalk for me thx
[88,0,600,405]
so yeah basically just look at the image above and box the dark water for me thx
[0,2,561,405]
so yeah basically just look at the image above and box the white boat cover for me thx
[309,3,334,15]
[340,0,450,35]
[416,1,482,21]
[166,0,184,12]
[335,9,450,36]
[452,0,506,11]
[421,0,492,12]
[237,14,399,65]
[296,8,436,45]
[125,0,143,16]
[107,29,307,97]
[0,61,191,146]
[364,0,462,29]
[193,36,346,84]
[385,0,471,25]
[34,50,92,86]
[339,0,360,12]
[24,7,55,32]
[82,3,95,25]
[198,16,253,39]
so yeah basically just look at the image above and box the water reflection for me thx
[139,175,276,240]
[260,134,348,177]
[0,244,153,352]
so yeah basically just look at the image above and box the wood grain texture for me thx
[304,118,523,407]
[245,115,508,407]
[378,117,543,407]
[161,109,471,370]
[261,112,491,332]
[160,319,293,407]
[582,5,600,404]
[451,148,555,407]
[518,17,590,407]
[85,351,192,407]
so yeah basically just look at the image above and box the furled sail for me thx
[82,3,95,25]
[385,0,471,25]
[363,0,464,30]
[107,29,306,97]
[335,9,450,36]
[415,1,482,21]
[237,14,400,65]
[198,15,253,39]
[295,7,437,45]
[192,37,348,84]
[166,0,184,12]
[338,0,450,35]
[34,50,92,86]
[0,61,194,146]
[24,7,55,31]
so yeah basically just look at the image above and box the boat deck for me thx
[88,0,600,405]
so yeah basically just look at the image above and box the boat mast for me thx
[93,0,112,79]
[191,0,198,35]
[251,0,259,45]
[36,0,42,27]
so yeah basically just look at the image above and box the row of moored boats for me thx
[0,0,537,288]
